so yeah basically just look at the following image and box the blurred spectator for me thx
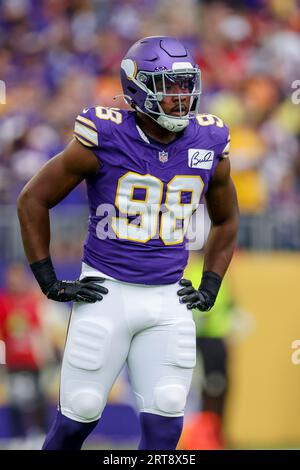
[0,264,56,440]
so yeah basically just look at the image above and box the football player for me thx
[17,36,239,450]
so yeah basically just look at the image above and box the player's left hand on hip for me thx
[177,279,213,312]
[76,276,109,303]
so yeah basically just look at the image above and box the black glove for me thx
[177,271,222,312]
[46,277,108,303]
[30,257,108,303]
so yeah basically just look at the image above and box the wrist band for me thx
[199,271,222,303]
[30,257,57,294]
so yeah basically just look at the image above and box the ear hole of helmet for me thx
[128,85,137,94]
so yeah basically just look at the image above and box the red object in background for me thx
[0,292,42,370]
[179,411,225,450]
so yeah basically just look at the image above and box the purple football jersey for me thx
[73,107,229,284]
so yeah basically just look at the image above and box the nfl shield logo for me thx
[159,150,168,163]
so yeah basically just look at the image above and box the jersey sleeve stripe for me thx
[74,133,94,147]
[220,135,230,158]
[76,115,97,130]
[221,140,230,154]
[74,121,98,146]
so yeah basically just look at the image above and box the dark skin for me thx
[203,157,239,277]
[17,86,239,279]
[17,139,99,263]
[136,82,190,144]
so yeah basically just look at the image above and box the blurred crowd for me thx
[0,263,68,445]
[0,0,300,212]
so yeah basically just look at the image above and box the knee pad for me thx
[154,384,187,415]
[67,320,110,371]
[69,388,104,421]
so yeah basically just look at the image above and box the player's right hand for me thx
[46,276,108,303]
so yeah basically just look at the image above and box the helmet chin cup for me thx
[157,115,189,132]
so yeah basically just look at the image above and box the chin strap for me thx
[136,106,189,133]
[157,114,189,132]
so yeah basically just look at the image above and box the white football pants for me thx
[59,264,196,423]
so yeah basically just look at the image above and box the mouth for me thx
[170,106,188,117]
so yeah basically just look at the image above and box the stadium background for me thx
[0,0,300,449]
